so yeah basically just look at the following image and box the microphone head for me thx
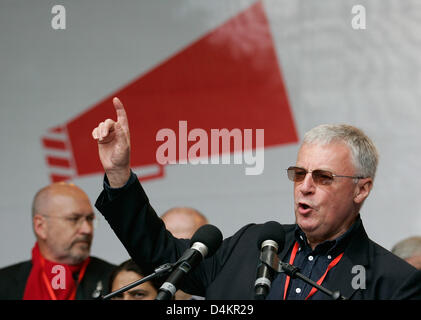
[257,221,286,253]
[190,224,223,257]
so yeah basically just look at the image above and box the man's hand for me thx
[92,97,131,188]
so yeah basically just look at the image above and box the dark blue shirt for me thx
[266,217,361,300]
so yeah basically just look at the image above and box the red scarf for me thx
[23,243,90,300]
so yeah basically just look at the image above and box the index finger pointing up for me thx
[113,97,129,131]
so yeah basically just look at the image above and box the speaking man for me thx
[92,97,421,299]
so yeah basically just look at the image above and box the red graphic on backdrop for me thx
[42,1,298,183]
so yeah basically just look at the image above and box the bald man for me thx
[392,237,421,270]
[0,182,115,300]
[161,207,208,239]
[161,207,208,300]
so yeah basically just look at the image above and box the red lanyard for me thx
[283,242,344,300]
[39,255,89,300]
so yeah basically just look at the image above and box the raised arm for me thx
[92,97,131,188]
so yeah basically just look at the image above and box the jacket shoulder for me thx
[0,260,32,278]
[0,260,32,300]
[369,239,417,273]
[368,239,421,299]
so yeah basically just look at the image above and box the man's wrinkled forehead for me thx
[36,183,92,215]
[296,141,355,171]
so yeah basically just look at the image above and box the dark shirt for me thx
[267,217,361,300]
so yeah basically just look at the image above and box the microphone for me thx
[155,224,223,300]
[254,221,285,300]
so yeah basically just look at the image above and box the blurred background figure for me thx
[109,259,161,300]
[391,236,421,270]
[161,207,208,239]
[0,182,115,300]
[161,207,208,300]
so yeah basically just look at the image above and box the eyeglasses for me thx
[42,214,98,229]
[286,166,365,186]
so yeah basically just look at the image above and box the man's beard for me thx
[67,237,92,264]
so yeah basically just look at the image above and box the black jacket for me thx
[96,174,421,300]
[0,257,115,300]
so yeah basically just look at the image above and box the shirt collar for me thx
[294,215,362,256]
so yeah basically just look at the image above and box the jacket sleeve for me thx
[95,172,189,269]
[95,172,210,296]
[95,171,259,297]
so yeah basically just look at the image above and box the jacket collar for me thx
[279,217,369,261]
[278,217,370,299]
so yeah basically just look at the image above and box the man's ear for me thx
[33,214,48,240]
[354,178,373,204]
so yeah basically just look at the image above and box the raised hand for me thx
[92,97,131,187]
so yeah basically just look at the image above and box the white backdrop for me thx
[1,0,421,268]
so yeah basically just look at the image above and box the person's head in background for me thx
[161,207,208,300]
[32,182,95,265]
[161,207,208,239]
[109,259,161,300]
[391,236,421,270]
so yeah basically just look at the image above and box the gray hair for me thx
[302,124,379,180]
[391,237,421,260]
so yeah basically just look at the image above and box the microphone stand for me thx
[278,261,346,300]
[259,254,347,300]
[100,263,175,300]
